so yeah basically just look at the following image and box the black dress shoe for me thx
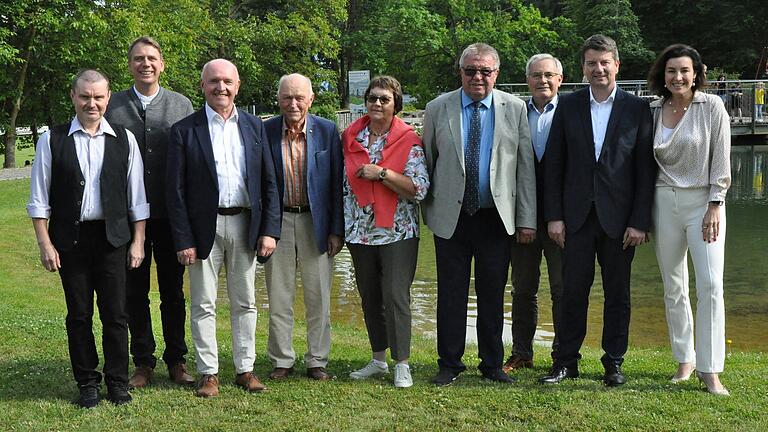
[106,384,132,405]
[539,365,579,384]
[75,384,99,409]
[603,365,627,387]
[482,368,516,384]
[432,369,460,386]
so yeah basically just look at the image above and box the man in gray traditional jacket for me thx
[105,36,195,389]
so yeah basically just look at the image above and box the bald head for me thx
[200,58,240,119]
[277,73,315,127]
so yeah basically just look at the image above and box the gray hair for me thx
[71,69,109,91]
[459,43,500,70]
[128,36,163,60]
[525,54,563,76]
[580,34,620,65]
[277,73,314,96]
[200,58,239,81]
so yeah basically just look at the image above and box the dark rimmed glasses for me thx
[461,67,498,78]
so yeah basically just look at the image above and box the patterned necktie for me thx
[463,101,481,215]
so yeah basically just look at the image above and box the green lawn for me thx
[0,145,36,168]
[0,178,765,431]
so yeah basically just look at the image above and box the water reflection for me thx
[251,146,768,352]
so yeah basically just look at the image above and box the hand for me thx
[355,163,384,181]
[177,248,197,266]
[548,221,566,249]
[38,241,61,272]
[257,236,277,258]
[702,204,722,243]
[515,228,536,244]
[622,227,647,250]
[127,240,145,269]
[327,234,343,257]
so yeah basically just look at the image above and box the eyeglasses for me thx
[366,95,392,104]
[529,72,560,80]
[461,67,497,78]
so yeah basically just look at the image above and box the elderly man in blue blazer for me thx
[166,59,281,397]
[262,73,343,382]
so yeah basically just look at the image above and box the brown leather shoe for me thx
[268,367,294,380]
[196,374,220,397]
[502,354,534,373]
[235,372,267,392]
[306,367,331,381]
[128,366,153,389]
[169,363,195,385]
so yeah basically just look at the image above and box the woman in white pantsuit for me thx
[647,44,731,395]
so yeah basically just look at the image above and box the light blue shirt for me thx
[589,86,617,161]
[527,95,559,162]
[461,90,494,208]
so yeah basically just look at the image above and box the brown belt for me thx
[283,205,311,214]
[217,207,247,216]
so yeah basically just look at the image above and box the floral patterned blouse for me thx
[344,127,429,245]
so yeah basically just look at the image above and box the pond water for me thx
[252,145,768,352]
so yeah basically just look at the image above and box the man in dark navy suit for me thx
[262,73,343,381]
[166,59,281,397]
[540,35,656,386]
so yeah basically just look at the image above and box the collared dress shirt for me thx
[132,85,158,110]
[281,119,309,207]
[204,104,250,208]
[460,90,494,208]
[27,116,150,222]
[589,85,618,161]
[527,95,559,161]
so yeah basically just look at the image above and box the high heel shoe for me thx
[670,363,695,383]
[696,371,730,396]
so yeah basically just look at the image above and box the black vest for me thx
[48,123,131,251]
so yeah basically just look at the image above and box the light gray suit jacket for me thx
[421,88,536,239]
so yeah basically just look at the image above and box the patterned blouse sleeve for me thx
[403,145,430,202]
[708,96,732,202]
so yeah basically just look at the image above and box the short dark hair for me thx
[71,69,109,91]
[364,75,403,114]
[647,44,707,97]
[128,36,163,60]
[580,34,619,65]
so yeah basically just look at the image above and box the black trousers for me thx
[510,221,563,360]
[125,218,187,369]
[554,207,635,368]
[58,221,129,387]
[347,237,419,361]
[435,208,512,373]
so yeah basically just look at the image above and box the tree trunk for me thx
[3,26,35,168]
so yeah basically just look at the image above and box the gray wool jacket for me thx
[105,87,194,219]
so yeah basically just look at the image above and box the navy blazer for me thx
[263,114,343,253]
[543,87,656,238]
[166,108,282,259]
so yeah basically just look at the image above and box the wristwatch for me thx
[378,168,388,182]
[709,200,723,206]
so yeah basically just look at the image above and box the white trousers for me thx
[265,212,333,368]
[652,187,726,373]
[189,212,258,375]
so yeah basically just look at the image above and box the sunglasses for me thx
[461,67,497,77]
[366,95,392,104]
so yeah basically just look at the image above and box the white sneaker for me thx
[349,360,388,380]
[394,363,413,388]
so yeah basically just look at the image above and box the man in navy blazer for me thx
[166,59,281,397]
[262,73,343,381]
[540,35,656,386]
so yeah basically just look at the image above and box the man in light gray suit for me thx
[422,43,537,386]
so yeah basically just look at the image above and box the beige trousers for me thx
[189,212,258,375]
[265,212,333,368]
[652,187,726,373]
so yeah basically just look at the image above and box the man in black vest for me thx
[105,36,195,389]
[27,69,149,408]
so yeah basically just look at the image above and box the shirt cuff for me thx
[26,205,51,219]
[128,203,151,222]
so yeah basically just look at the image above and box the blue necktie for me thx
[463,101,481,215]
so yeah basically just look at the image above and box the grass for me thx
[1,178,766,431]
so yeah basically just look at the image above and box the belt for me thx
[283,205,311,214]
[217,207,247,216]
